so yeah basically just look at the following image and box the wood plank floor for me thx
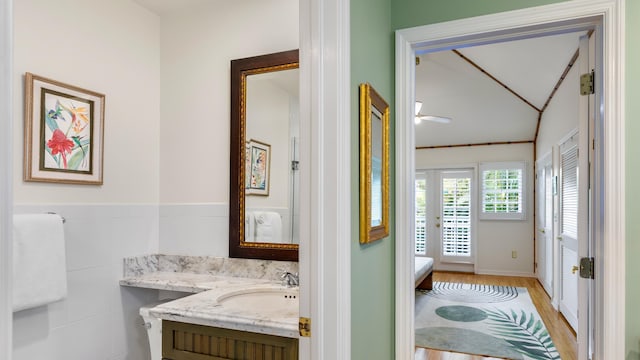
[415,272,577,360]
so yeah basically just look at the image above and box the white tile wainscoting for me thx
[11,203,245,359]
[12,204,159,360]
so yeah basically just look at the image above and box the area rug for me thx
[415,282,560,360]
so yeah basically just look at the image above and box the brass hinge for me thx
[580,70,595,95]
[579,257,595,279]
[299,317,311,337]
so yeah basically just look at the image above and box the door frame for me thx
[395,1,625,359]
[298,0,352,358]
[0,0,13,359]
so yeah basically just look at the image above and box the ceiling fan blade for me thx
[416,115,452,124]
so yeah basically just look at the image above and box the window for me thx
[479,161,526,220]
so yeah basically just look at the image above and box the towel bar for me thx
[45,212,66,223]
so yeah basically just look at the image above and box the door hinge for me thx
[580,70,595,95]
[299,317,311,337]
[579,257,595,279]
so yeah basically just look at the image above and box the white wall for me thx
[535,47,580,306]
[12,0,162,359]
[13,0,161,204]
[159,0,299,204]
[416,143,535,276]
[158,0,299,255]
[536,61,579,159]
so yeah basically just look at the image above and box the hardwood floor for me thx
[415,272,577,360]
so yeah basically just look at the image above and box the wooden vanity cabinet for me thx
[162,320,298,360]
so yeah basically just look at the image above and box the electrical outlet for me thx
[512,250,517,259]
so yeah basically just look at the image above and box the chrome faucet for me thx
[281,271,299,287]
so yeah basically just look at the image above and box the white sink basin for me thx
[217,286,299,317]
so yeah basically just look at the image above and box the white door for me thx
[535,153,553,297]
[578,33,596,360]
[558,131,579,331]
[415,169,474,271]
[557,33,595,356]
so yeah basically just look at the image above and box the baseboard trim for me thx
[475,269,536,278]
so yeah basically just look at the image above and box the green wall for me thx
[390,0,563,30]
[351,0,395,358]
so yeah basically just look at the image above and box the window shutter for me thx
[561,144,579,239]
[441,177,471,257]
[415,179,427,255]
[479,162,526,220]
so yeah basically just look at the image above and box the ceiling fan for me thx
[414,101,452,124]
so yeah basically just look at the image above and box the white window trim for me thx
[478,161,527,221]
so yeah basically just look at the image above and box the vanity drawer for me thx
[162,320,298,360]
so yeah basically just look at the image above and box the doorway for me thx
[395,2,625,359]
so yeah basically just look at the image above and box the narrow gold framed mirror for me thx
[359,83,389,244]
[229,50,299,261]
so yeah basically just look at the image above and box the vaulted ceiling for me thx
[414,31,585,148]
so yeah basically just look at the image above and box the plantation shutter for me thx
[478,162,526,220]
[441,176,471,257]
[415,178,427,255]
[561,137,579,239]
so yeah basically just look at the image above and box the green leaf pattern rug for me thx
[415,282,560,360]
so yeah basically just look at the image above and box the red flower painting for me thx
[46,129,74,169]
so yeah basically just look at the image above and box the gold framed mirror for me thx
[359,83,389,244]
[229,50,299,261]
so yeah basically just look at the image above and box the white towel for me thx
[245,211,255,243]
[13,214,68,312]
[255,211,283,243]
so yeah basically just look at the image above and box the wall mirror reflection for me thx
[229,50,299,261]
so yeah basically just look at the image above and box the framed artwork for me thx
[359,83,389,244]
[24,73,105,185]
[246,139,271,196]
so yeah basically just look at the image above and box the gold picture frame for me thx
[359,83,389,244]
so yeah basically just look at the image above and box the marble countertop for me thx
[119,255,299,338]
[149,282,299,338]
[120,271,273,293]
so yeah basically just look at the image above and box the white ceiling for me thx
[132,0,212,15]
[415,31,585,148]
